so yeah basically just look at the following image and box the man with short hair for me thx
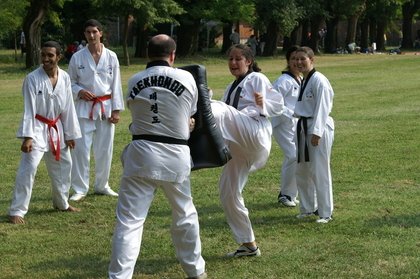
[68,19,124,201]
[9,41,81,224]
[108,34,206,279]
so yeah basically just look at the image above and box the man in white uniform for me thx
[108,34,206,279]
[68,19,124,201]
[271,46,301,207]
[9,41,81,224]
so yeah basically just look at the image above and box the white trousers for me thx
[71,117,114,194]
[109,176,205,279]
[9,147,72,217]
[272,115,298,198]
[296,120,334,218]
[211,101,272,244]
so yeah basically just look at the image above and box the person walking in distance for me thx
[8,41,81,224]
[293,46,335,224]
[271,46,302,207]
[210,44,284,257]
[108,34,206,279]
[68,19,124,201]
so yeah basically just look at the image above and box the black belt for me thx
[132,134,188,145]
[297,117,310,163]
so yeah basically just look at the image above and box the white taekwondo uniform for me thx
[108,61,205,279]
[294,69,334,219]
[211,71,284,244]
[68,44,124,195]
[271,71,301,200]
[9,66,81,218]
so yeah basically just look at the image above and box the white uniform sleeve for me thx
[17,75,36,139]
[59,71,82,140]
[310,75,334,137]
[109,54,124,111]
[257,74,284,117]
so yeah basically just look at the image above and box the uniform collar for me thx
[146,60,170,68]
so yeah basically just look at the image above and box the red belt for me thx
[35,114,61,161]
[89,95,112,120]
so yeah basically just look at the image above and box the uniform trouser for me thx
[295,123,334,218]
[9,147,72,217]
[272,115,298,198]
[71,117,114,194]
[109,176,205,279]
[211,101,271,244]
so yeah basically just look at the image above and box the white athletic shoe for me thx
[278,195,296,207]
[95,188,118,197]
[69,193,86,202]
[226,245,261,258]
[187,272,207,279]
[316,217,333,224]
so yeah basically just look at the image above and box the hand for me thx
[254,92,264,106]
[189,117,196,132]
[109,110,120,124]
[21,138,33,153]
[78,89,96,101]
[66,140,75,149]
[311,135,321,146]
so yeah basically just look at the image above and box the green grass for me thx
[0,49,420,279]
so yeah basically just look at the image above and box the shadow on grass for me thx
[28,254,182,278]
[365,213,420,228]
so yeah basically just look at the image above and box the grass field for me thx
[0,48,419,279]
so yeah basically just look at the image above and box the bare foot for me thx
[65,205,81,212]
[9,215,25,224]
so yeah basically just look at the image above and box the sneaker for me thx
[316,217,332,224]
[296,212,316,219]
[226,245,261,258]
[278,195,296,207]
[69,193,86,202]
[293,198,300,205]
[95,188,118,197]
[187,272,207,279]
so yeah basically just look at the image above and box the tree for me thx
[22,0,66,69]
[102,0,183,65]
[255,0,301,55]
[401,0,420,48]
[0,0,28,60]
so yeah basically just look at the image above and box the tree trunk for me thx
[122,14,130,66]
[264,20,280,56]
[309,16,323,53]
[221,22,233,54]
[376,20,386,51]
[23,0,50,69]
[359,17,370,51]
[176,19,200,57]
[324,17,339,53]
[282,25,299,52]
[346,15,359,45]
[134,17,148,58]
[369,17,377,46]
[301,20,310,46]
[400,1,420,49]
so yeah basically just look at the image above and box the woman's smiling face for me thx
[228,48,251,79]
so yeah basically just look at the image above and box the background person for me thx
[108,34,206,279]
[68,19,124,201]
[271,45,302,207]
[210,44,284,257]
[229,28,240,45]
[8,41,81,224]
[293,46,334,224]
